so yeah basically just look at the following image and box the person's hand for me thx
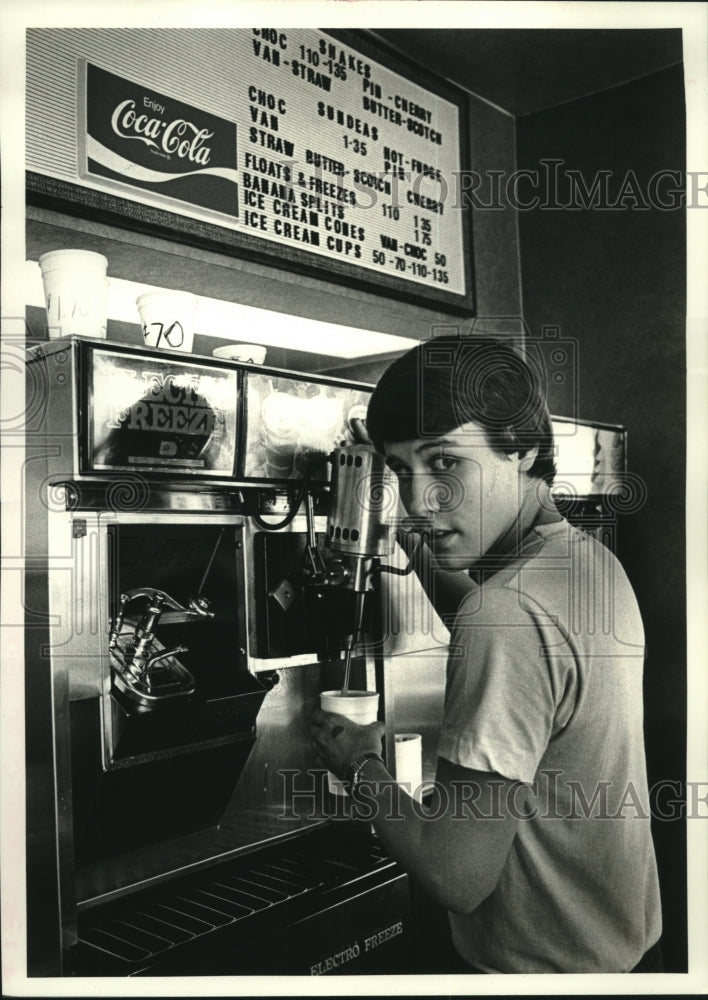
[310,708,385,779]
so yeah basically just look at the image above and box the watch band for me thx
[344,752,385,792]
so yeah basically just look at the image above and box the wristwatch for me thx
[344,752,385,793]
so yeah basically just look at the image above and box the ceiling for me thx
[373,29,683,117]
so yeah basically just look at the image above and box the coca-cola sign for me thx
[81,62,239,220]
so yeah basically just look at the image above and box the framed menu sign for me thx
[26,28,473,313]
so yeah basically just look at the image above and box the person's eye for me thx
[430,455,457,472]
[392,465,413,481]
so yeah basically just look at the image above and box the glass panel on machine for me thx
[242,371,371,481]
[88,347,239,477]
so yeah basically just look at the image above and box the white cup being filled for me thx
[319,690,380,796]
[39,249,109,339]
[136,290,198,353]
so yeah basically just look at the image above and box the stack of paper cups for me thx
[39,249,109,339]
[395,733,423,802]
[319,690,380,796]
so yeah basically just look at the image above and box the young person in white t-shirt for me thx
[310,335,662,973]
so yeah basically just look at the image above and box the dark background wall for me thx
[516,64,687,971]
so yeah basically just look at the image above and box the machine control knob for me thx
[325,559,351,587]
[188,595,215,618]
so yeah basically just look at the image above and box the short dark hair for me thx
[366,335,556,485]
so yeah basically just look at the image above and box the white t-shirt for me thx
[438,520,662,973]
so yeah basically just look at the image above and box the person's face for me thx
[384,422,534,569]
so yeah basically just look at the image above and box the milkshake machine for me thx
[24,336,425,977]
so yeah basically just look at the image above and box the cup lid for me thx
[212,344,267,363]
[320,689,379,699]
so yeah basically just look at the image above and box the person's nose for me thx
[402,473,438,519]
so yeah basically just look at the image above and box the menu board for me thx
[227,28,471,311]
[88,349,239,477]
[27,28,472,313]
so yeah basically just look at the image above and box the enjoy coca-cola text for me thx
[110,99,214,165]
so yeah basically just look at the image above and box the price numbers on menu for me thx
[240,28,472,312]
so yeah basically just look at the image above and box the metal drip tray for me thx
[111,647,196,706]
[72,827,408,976]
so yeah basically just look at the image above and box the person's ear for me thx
[517,445,539,474]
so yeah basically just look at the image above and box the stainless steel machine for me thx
[24,336,446,977]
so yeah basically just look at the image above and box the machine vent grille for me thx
[77,834,391,969]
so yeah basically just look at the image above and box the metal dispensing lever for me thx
[108,529,225,707]
[109,588,199,706]
[125,590,169,679]
[109,592,129,651]
[109,588,213,673]
[341,588,366,694]
[302,492,328,585]
[118,587,215,626]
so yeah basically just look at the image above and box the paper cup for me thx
[39,249,109,339]
[319,690,380,796]
[395,733,423,802]
[136,290,197,353]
